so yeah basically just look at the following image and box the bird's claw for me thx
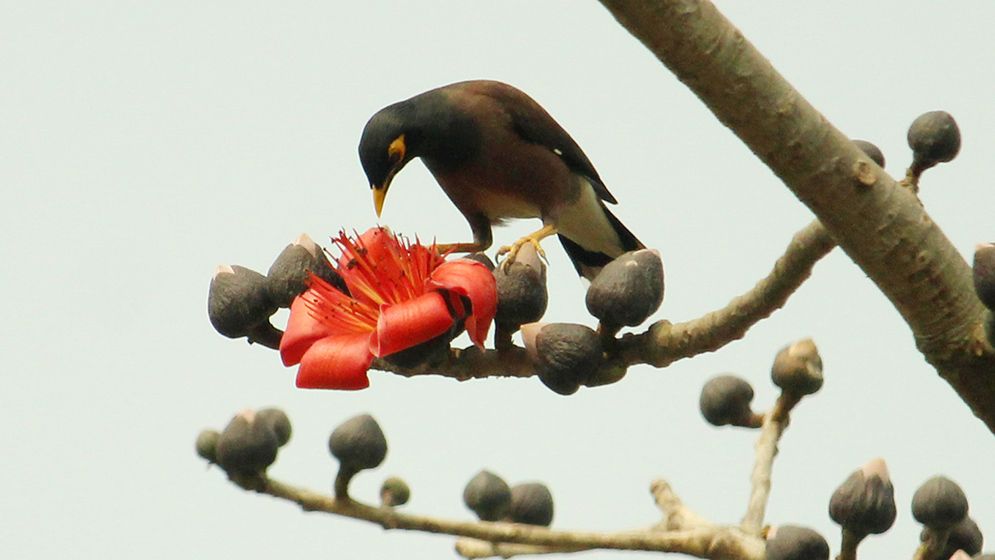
[496,236,547,271]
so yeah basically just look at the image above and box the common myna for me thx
[358,80,644,280]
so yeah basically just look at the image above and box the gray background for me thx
[2,2,992,558]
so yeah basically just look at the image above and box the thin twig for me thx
[651,479,713,531]
[836,528,863,560]
[741,393,800,535]
[454,539,590,558]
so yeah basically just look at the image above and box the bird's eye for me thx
[387,134,406,163]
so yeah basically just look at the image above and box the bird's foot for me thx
[496,235,548,271]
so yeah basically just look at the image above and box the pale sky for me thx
[2,2,992,559]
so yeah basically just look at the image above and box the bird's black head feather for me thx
[359,102,415,189]
[358,90,481,189]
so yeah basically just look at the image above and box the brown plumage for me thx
[359,80,643,279]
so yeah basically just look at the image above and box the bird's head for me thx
[359,104,417,218]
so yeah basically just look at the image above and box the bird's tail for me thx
[558,204,644,281]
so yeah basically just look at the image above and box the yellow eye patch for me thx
[388,134,406,161]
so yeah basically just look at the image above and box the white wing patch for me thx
[554,176,623,257]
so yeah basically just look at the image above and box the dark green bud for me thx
[586,249,664,328]
[973,244,995,310]
[929,517,983,559]
[828,458,897,536]
[912,476,969,529]
[195,429,220,463]
[494,243,547,328]
[256,408,291,447]
[699,375,756,427]
[853,139,886,168]
[533,323,602,395]
[509,482,554,526]
[267,234,342,307]
[328,414,387,472]
[771,339,823,396]
[216,409,280,474]
[463,253,495,270]
[463,470,512,521]
[765,525,829,560]
[208,265,278,339]
[908,110,961,175]
[380,476,411,507]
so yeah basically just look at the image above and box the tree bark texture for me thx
[598,0,995,432]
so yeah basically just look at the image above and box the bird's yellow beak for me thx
[372,184,388,217]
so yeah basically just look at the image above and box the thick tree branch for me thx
[374,220,835,381]
[598,0,995,431]
[229,474,764,560]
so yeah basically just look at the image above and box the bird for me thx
[358,80,644,280]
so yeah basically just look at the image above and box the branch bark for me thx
[375,219,835,381]
[235,475,765,560]
[598,0,995,432]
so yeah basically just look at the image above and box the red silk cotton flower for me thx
[280,227,496,390]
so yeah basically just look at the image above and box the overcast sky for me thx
[2,2,993,559]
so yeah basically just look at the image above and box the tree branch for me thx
[375,219,835,381]
[228,474,764,560]
[597,0,995,431]
[741,393,799,535]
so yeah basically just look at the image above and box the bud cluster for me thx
[514,248,664,395]
[195,407,292,476]
[463,470,554,526]
[208,234,342,346]
[698,339,823,429]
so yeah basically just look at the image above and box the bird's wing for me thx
[473,82,619,205]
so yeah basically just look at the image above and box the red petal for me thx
[370,291,455,357]
[430,260,497,347]
[280,294,335,366]
[295,333,373,390]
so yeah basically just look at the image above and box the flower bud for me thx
[828,458,897,536]
[208,265,278,339]
[256,408,292,447]
[494,243,548,329]
[928,517,984,559]
[463,253,495,270]
[381,330,453,368]
[533,323,602,395]
[765,525,830,560]
[380,476,411,507]
[972,244,995,310]
[908,111,961,175]
[699,375,756,427]
[195,429,220,463]
[585,362,628,388]
[267,234,342,307]
[328,414,387,472]
[912,476,969,529]
[771,339,823,396]
[509,482,554,526]
[586,249,664,328]
[463,470,512,521]
[853,139,886,168]
[216,409,280,474]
